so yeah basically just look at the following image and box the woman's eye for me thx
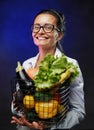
[45,26,52,30]
[34,26,39,30]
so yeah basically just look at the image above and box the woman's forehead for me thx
[34,13,57,24]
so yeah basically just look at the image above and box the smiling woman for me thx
[11,9,85,130]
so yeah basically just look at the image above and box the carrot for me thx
[26,68,39,80]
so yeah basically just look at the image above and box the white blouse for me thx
[11,48,86,129]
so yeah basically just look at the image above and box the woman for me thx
[11,9,85,130]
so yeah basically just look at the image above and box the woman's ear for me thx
[58,32,64,41]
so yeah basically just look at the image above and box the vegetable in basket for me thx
[16,61,35,93]
[23,95,35,109]
[35,99,59,119]
[34,54,79,90]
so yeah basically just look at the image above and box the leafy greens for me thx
[34,54,79,90]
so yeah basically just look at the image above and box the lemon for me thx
[23,95,35,109]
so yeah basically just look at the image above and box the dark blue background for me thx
[0,0,94,129]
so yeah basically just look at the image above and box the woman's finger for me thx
[11,115,43,130]
[20,115,43,129]
[11,116,23,125]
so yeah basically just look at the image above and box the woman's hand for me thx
[11,114,44,130]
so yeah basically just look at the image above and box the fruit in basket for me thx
[59,68,73,82]
[53,93,60,103]
[23,95,35,109]
[35,99,59,119]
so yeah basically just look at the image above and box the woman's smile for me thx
[36,36,48,40]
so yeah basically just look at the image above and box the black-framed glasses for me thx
[31,24,60,33]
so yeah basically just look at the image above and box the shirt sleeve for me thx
[51,60,86,129]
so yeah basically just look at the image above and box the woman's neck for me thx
[35,47,56,68]
[38,47,56,60]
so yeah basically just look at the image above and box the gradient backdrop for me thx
[0,0,94,129]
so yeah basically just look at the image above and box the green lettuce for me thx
[34,54,79,90]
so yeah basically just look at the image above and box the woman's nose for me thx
[38,27,45,33]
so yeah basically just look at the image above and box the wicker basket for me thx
[11,78,70,128]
